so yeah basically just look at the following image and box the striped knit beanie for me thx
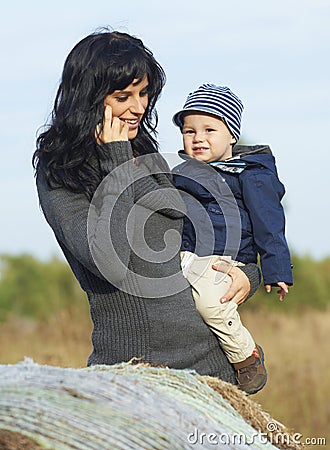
[172,84,244,142]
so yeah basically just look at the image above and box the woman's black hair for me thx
[33,29,166,198]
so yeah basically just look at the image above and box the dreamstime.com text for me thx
[187,422,326,447]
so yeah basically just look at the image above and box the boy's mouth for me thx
[192,147,209,153]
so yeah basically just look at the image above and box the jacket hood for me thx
[232,144,278,173]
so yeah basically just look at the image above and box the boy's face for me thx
[182,112,236,163]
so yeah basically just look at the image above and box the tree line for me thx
[0,253,329,322]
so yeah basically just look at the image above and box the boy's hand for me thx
[265,282,289,301]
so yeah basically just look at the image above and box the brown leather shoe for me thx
[233,345,267,395]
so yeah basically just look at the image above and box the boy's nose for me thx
[193,131,205,142]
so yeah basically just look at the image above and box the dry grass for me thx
[0,306,93,368]
[200,375,304,450]
[0,306,329,448]
[241,308,330,449]
[0,430,44,450]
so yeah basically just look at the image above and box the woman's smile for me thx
[104,74,149,140]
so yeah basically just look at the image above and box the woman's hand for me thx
[95,105,129,144]
[212,263,250,306]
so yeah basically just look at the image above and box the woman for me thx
[33,29,261,383]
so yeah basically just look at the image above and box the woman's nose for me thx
[130,96,146,114]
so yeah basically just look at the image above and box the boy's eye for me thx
[206,128,215,132]
[183,129,194,134]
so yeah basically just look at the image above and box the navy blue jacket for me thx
[172,145,293,286]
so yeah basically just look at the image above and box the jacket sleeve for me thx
[239,167,293,285]
[37,141,136,286]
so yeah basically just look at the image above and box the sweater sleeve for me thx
[37,141,135,286]
[239,167,293,285]
[239,263,262,299]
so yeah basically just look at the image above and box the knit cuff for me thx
[239,263,262,299]
[99,141,133,173]
[96,142,134,200]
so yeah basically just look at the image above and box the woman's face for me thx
[104,74,149,140]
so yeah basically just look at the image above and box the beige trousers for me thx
[181,252,255,364]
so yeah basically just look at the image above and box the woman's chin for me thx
[128,129,139,140]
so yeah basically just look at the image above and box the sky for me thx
[0,0,329,261]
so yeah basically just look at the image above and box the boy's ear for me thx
[230,135,237,145]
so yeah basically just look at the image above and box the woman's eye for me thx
[116,96,128,102]
[140,89,148,97]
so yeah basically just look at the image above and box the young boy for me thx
[172,83,293,394]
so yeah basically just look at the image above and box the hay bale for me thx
[0,359,303,449]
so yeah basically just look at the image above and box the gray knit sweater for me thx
[36,141,261,383]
